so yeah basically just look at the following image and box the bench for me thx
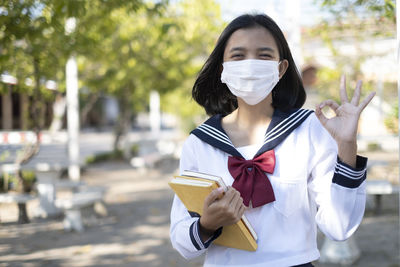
[130,153,163,169]
[0,193,37,223]
[366,180,398,214]
[55,187,106,232]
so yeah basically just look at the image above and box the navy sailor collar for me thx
[191,108,314,159]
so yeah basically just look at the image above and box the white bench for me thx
[366,180,398,214]
[0,193,37,223]
[0,193,36,204]
[55,187,106,232]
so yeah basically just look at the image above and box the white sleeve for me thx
[169,135,222,260]
[307,115,367,241]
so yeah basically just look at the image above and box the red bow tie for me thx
[228,150,276,208]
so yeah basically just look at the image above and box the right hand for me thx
[199,186,246,240]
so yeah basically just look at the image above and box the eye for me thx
[232,54,243,59]
[259,54,272,59]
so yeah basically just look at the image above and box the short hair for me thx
[192,14,306,116]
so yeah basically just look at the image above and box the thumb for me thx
[204,187,224,207]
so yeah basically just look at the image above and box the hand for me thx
[315,75,375,143]
[199,187,245,241]
[315,75,375,166]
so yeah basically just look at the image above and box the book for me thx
[169,170,258,251]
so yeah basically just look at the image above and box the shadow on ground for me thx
[0,157,398,267]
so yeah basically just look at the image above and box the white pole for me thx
[285,0,303,68]
[396,0,400,220]
[66,18,80,181]
[149,90,161,135]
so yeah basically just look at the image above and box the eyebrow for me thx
[229,47,275,53]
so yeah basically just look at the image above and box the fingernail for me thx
[217,187,224,193]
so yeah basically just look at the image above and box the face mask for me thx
[221,59,280,105]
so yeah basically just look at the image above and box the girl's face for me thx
[222,26,288,79]
[223,26,280,62]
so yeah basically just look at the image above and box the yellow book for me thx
[169,170,258,251]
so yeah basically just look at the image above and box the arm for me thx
[310,75,374,240]
[170,135,245,258]
[308,115,367,241]
[170,136,210,259]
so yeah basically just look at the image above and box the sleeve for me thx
[307,115,367,241]
[169,135,222,260]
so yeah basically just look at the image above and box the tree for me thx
[0,0,149,221]
[307,0,397,133]
[319,0,395,22]
[78,0,224,152]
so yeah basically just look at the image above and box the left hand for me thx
[315,75,375,144]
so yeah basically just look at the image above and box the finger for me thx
[340,74,349,103]
[351,80,362,106]
[238,204,246,217]
[231,200,245,223]
[358,91,376,111]
[315,103,328,126]
[223,187,238,204]
[204,187,224,207]
[319,99,340,112]
[232,195,243,213]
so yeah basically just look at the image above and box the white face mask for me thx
[221,59,280,105]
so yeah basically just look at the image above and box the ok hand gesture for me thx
[315,75,375,167]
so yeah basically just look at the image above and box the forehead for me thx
[224,26,278,53]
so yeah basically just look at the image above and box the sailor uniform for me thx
[170,108,367,267]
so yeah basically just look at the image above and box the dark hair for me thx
[192,14,306,116]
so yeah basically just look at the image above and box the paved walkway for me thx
[0,157,399,267]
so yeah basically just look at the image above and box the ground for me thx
[0,155,398,267]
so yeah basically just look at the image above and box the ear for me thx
[278,59,289,79]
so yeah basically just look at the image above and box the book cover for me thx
[169,171,258,251]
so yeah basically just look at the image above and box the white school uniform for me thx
[170,109,367,267]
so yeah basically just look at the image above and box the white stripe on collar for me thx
[197,124,235,148]
[263,109,311,145]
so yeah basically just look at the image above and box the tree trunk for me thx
[80,92,100,127]
[15,56,42,224]
[20,94,29,130]
[2,84,13,129]
[113,86,132,159]
[17,203,29,224]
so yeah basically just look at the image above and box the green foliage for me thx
[384,105,398,134]
[366,142,381,151]
[319,0,395,22]
[308,0,395,106]
[0,170,36,193]
[85,150,124,164]
[78,0,224,130]
[1,0,224,133]
[158,0,225,129]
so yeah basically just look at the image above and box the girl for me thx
[170,14,375,267]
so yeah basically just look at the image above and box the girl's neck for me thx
[230,97,274,129]
[222,96,274,147]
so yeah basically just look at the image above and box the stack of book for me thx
[169,170,258,251]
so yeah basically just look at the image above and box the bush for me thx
[0,170,37,193]
[85,149,124,164]
[367,142,381,151]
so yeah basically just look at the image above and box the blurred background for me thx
[0,0,398,266]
